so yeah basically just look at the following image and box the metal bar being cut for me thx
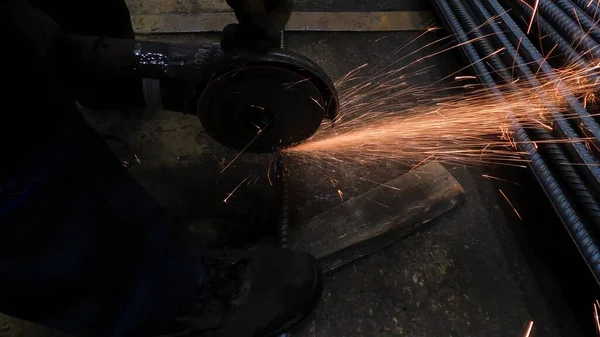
[132,11,434,34]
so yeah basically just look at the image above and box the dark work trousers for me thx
[0,1,203,335]
[0,110,203,337]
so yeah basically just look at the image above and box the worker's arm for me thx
[1,1,145,111]
[221,0,292,51]
[1,1,60,63]
[28,0,134,39]
[1,1,67,116]
[1,0,293,113]
[227,0,292,40]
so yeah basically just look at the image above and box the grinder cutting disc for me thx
[197,50,338,153]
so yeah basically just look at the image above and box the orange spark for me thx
[359,177,403,191]
[499,189,522,220]
[534,43,558,78]
[523,321,534,337]
[284,44,600,171]
[512,37,523,79]
[223,174,253,204]
[410,154,435,172]
[275,24,600,181]
[482,174,522,186]
[310,96,325,111]
[283,77,313,88]
[368,197,389,208]
[594,300,600,336]
[455,75,476,80]
[526,0,540,34]
[267,157,275,186]
[221,120,273,174]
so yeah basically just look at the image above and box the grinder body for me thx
[51,8,338,153]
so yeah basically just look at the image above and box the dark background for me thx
[85,0,600,335]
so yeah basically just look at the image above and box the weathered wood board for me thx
[0,312,70,337]
[289,162,465,273]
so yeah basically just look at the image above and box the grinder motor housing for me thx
[51,6,339,153]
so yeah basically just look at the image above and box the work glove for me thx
[2,1,68,115]
[2,2,61,67]
[222,0,292,51]
[4,0,141,111]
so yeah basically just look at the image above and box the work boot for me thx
[157,248,323,337]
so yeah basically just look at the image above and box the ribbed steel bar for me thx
[447,0,600,232]
[529,0,600,58]
[432,0,600,284]
[481,0,600,178]
[553,0,600,44]
[571,0,600,24]
[508,0,600,106]
[467,0,600,229]
[447,0,600,198]
[510,0,592,64]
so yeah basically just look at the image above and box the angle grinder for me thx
[54,0,339,153]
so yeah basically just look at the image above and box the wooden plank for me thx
[125,0,232,16]
[0,312,71,337]
[288,162,465,273]
[132,11,434,34]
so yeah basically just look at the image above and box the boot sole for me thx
[266,256,324,337]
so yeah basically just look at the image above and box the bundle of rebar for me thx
[431,0,600,284]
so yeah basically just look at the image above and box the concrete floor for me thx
[84,0,595,336]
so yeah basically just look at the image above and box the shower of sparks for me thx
[283,20,600,173]
[522,321,534,337]
[223,6,600,202]
[285,74,550,168]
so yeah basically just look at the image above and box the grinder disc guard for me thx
[197,51,338,153]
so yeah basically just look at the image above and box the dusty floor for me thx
[83,0,598,336]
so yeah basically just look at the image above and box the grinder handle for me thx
[52,33,222,112]
[227,0,292,38]
[222,0,292,51]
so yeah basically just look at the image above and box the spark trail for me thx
[284,31,600,170]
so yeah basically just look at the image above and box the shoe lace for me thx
[173,255,250,333]
[198,256,247,302]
